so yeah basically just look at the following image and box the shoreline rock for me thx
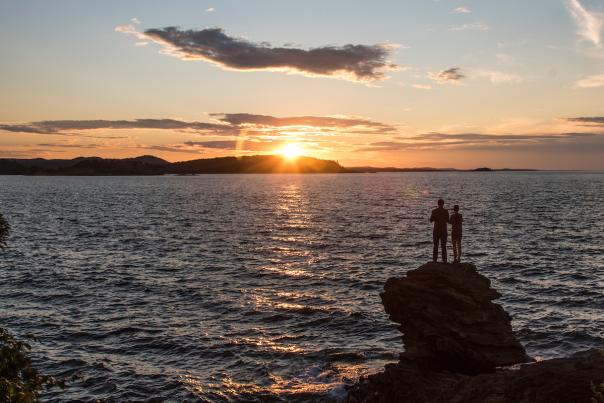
[347,262,604,403]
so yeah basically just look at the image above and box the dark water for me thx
[1,172,603,402]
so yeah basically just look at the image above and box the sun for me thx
[278,143,303,160]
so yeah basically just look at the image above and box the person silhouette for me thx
[430,199,449,263]
[449,205,463,263]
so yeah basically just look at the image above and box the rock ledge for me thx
[347,262,604,403]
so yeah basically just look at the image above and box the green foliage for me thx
[0,328,64,402]
[0,213,9,248]
[592,381,604,403]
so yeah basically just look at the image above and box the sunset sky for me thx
[1,0,604,169]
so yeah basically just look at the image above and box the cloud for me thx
[0,114,395,140]
[449,22,490,31]
[414,132,597,141]
[0,119,235,136]
[566,0,603,46]
[574,72,604,88]
[428,67,465,83]
[355,131,603,152]
[0,149,62,157]
[212,113,396,133]
[411,84,432,90]
[36,143,100,149]
[451,6,472,14]
[472,69,523,84]
[122,26,399,82]
[115,24,139,35]
[206,7,214,12]
[140,144,204,154]
[566,116,604,126]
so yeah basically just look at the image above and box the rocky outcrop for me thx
[347,262,604,403]
[381,263,530,374]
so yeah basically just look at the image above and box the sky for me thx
[1,0,604,169]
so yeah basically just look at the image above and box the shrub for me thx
[0,328,64,402]
[593,381,604,403]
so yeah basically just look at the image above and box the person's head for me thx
[453,205,459,212]
[438,199,445,206]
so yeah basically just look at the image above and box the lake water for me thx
[1,172,603,402]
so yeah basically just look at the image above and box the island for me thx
[0,155,537,175]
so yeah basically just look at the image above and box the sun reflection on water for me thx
[180,363,370,400]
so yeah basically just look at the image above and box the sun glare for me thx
[278,143,303,160]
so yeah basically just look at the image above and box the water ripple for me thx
[0,172,603,401]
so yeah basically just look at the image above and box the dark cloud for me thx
[141,27,398,82]
[0,119,234,136]
[566,117,604,126]
[356,132,603,152]
[1,114,394,137]
[212,113,396,133]
[428,67,465,83]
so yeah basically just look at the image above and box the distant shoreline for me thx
[0,154,595,175]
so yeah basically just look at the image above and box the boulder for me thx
[381,262,530,373]
[347,349,604,403]
[347,262,604,403]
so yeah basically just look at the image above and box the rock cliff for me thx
[347,262,604,403]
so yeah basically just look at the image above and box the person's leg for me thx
[458,237,462,262]
[452,238,458,262]
[441,234,447,263]
[433,233,439,262]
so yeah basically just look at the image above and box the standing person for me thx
[430,199,449,263]
[450,205,463,263]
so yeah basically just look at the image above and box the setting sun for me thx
[278,143,303,160]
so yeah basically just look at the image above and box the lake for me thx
[1,172,603,401]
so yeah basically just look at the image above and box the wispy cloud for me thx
[451,6,472,14]
[411,84,432,90]
[140,144,204,154]
[428,67,465,84]
[449,22,490,32]
[212,113,396,133]
[566,116,604,125]
[205,7,215,12]
[117,26,399,82]
[472,69,523,84]
[355,131,603,152]
[0,115,395,139]
[0,119,235,136]
[566,0,603,46]
[35,143,101,149]
[574,72,604,87]
[414,132,597,141]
